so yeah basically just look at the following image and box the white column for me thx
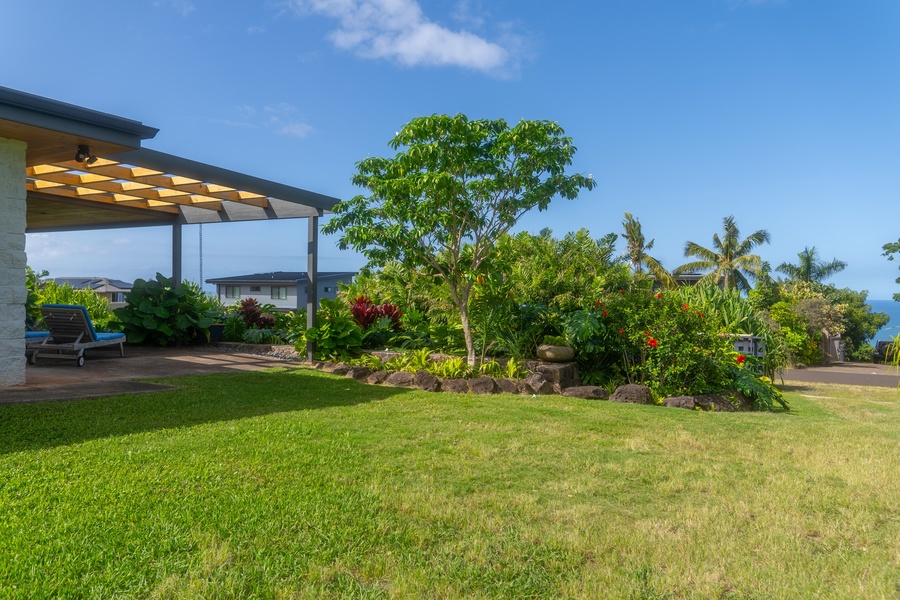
[0,137,27,386]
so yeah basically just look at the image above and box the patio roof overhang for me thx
[1,86,339,232]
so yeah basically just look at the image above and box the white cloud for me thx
[286,0,510,73]
[214,102,314,139]
[247,25,266,34]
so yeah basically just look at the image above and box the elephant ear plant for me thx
[114,273,218,346]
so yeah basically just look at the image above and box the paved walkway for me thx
[0,345,301,404]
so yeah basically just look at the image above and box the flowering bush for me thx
[350,296,403,331]
[565,284,732,398]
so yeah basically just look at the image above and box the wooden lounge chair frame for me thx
[32,304,126,367]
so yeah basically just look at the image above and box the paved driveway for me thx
[782,362,899,388]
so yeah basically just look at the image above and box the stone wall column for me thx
[0,137,27,386]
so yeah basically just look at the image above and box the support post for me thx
[172,223,182,288]
[0,137,27,386]
[306,214,319,362]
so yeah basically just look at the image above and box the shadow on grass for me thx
[0,369,404,455]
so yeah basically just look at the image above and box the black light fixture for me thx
[74,144,98,165]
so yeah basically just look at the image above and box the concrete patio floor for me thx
[0,345,301,404]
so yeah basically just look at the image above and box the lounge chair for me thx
[31,304,125,367]
[25,330,49,363]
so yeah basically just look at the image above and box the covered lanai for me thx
[0,86,339,386]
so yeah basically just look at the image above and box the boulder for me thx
[694,394,737,412]
[330,363,351,376]
[662,395,697,409]
[495,378,521,395]
[345,367,372,381]
[367,370,390,385]
[562,386,609,400]
[529,361,580,390]
[662,394,737,412]
[536,344,575,362]
[468,376,497,395]
[725,389,754,411]
[414,370,442,392]
[609,384,653,405]
[441,378,470,394]
[521,373,553,395]
[384,371,416,388]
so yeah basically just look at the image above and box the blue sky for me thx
[3,0,899,298]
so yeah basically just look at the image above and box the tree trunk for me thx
[459,300,476,367]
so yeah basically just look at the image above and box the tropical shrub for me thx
[727,354,788,411]
[301,297,363,361]
[236,297,277,330]
[566,284,732,399]
[25,266,47,328]
[113,274,216,346]
[36,279,119,331]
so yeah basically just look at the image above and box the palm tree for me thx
[677,216,771,292]
[776,246,847,283]
[620,212,674,286]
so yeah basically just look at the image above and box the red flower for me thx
[737,354,746,364]
[656,293,662,299]
[595,299,602,308]
[644,331,650,337]
[682,304,689,311]
[619,289,625,294]
[602,310,608,317]
[699,313,705,318]
[648,338,658,347]
[619,328,625,335]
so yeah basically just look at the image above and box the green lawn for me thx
[1,368,898,599]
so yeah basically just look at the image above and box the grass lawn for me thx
[1,368,898,599]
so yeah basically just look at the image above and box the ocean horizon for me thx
[870,299,900,342]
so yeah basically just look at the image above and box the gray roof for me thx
[206,271,356,285]
[52,277,133,291]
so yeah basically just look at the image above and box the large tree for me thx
[776,246,847,283]
[884,239,900,302]
[620,212,674,286]
[322,114,595,365]
[677,215,771,292]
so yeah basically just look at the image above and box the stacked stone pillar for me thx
[0,137,27,386]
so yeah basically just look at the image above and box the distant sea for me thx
[870,299,900,342]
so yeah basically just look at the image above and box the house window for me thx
[323,287,333,293]
[250,286,261,292]
[111,292,126,303]
[271,286,287,300]
[225,286,241,299]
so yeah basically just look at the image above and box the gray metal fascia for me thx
[0,86,159,145]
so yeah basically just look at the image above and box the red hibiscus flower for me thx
[602,310,608,317]
[619,289,625,294]
[656,292,662,299]
[737,354,746,364]
[682,304,689,311]
[648,338,658,347]
[619,328,625,335]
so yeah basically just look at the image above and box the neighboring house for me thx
[206,271,356,311]
[52,277,133,309]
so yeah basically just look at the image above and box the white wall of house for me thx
[0,137,27,386]
[215,279,345,313]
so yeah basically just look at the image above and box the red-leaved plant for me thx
[350,296,403,331]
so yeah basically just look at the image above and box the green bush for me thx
[36,278,120,332]
[114,274,216,346]
[566,284,731,399]
[302,297,364,361]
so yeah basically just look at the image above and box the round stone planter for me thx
[536,344,575,362]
